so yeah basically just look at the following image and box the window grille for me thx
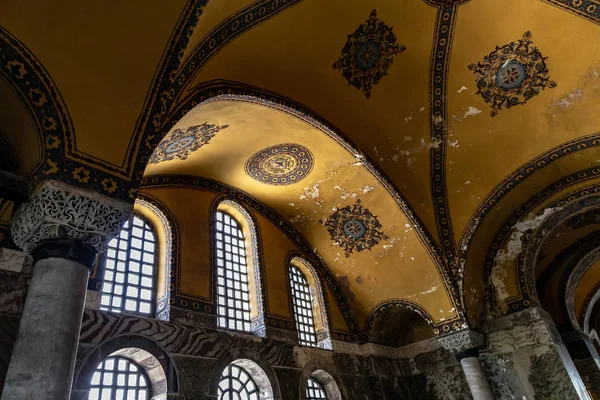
[289,265,317,346]
[215,210,251,332]
[100,215,156,316]
[88,356,150,400]
[306,377,327,400]
[217,364,259,400]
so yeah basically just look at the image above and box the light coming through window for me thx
[215,211,251,332]
[306,377,327,400]
[88,356,150,400]
[218,364,259,400]
[289,265,317,346]
[100,215,156,316]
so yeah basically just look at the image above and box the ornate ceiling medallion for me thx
[468,31,556,117]
[332,9,405,99]
[148,122,229,164]
[245,143,314,186]
[321,199,388,257]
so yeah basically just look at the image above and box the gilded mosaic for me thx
[332,9,405,98]
[148,122,229,164]
[468,31,556,117]
[321,199,388,257]
[244,143,314,186]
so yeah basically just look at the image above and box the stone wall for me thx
[0,249,31,393]
[70,309,472,400]
[481,307,589,400]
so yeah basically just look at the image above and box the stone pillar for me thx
[1,180,130,400]
[482,307,590,400]
[439,329,495,400]
[563,330,600,399]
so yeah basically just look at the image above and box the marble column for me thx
[563,330,600,399]
[439,329,495,400]
[1,180,130,400]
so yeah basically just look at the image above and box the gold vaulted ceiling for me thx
[1,0,600,333]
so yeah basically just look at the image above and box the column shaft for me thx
[460,356,495,400]
[1,257,89,400]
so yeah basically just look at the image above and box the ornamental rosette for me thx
[332,9,405,98]
[149,122,229,164]
[468,31,556,117]
[321,199,388,257]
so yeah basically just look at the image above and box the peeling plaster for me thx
[553,88,584,109]
[550,63,599,110]
[361,185,375,194]
[464,106,482,118]
[492,207,561,301]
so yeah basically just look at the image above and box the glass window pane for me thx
[215,210,253,333]
[98,214,156,316]
[289,266,318,346]
[218,364,260,400]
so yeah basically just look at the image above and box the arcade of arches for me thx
[1,1,600,399]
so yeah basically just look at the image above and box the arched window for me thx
[290,265,317,346]
[215,210,252,332]
[88,356,151,400]
[306,377,327,400]
[218,364,259,400]
[288,257,332,348]
[100,215,156,316]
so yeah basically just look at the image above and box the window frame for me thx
[217,364,260,400]
[99,213,158,317]
[88,355,152,400]
[289,265,318,346]
[306,377,328,400]
[214,209,253,333]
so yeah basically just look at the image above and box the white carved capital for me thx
[11,180,132,253]
[438,329,485,354]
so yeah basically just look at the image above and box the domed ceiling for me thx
[1,0,600,335]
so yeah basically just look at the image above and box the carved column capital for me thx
[438,329,485,357]
[11,180,131,254]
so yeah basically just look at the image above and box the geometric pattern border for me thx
[486,172,600,317]
[543,0,600,25]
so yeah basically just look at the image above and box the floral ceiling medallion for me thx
[148,122,229,164]
[468,31,556,117]
[332,9,405,98]
[321,199,389,257]
[245,143,314,186]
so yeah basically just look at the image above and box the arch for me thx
[157,79,449,290]
[73,334,179,399]
[362,299,438,342]
[140,176,360,336]
[135,195,178,320]
[207,348,281,400]
[288,253,332,348]
[583,282,600,334]
[213,198,266,335]
[97,212,158,316]
[482,186,600,319]
[299,361,346,400]
[563,249,600,332]
[459,132,600,290]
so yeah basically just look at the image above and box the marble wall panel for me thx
[0,271,29,314]
[0,314,19,393]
